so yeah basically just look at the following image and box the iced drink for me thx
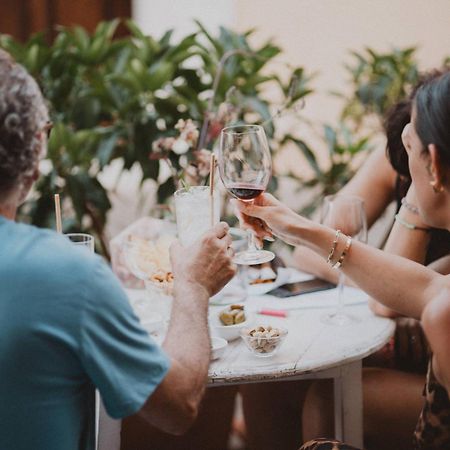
[174,186,220,246]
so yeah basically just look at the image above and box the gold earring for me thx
[429,179,444,193]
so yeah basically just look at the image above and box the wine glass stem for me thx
[337,271,345,315]
[247,230,258,252]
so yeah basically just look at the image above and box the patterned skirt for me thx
[299,362,450,450]
[299,439,362,450]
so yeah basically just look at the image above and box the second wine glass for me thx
[219,124,275,265]
[321,194,367,326]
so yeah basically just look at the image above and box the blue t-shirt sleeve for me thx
[79,257,170,419]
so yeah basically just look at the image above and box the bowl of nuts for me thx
[210,305,251,342]
[240,325,288,357]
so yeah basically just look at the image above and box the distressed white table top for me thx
[127,284,395,386]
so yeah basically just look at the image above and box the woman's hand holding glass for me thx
[232,193,307,247]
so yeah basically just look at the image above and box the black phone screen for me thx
[268,278,336,298]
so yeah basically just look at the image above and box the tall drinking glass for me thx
[321,195,367,326]
[66,233,95,252]
[174,186,220,246]
[219,124,275,265]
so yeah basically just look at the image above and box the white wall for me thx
[132,0,234,39]
[234,0,450,134]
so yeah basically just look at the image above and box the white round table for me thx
[99,284,394,450]
[209,287,395,448]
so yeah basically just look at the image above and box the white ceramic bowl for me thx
[210,336,228,360]
[210,309,252,341]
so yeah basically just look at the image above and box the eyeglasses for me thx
[43,121,53,139]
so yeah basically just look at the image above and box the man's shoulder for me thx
[3,221,99,289]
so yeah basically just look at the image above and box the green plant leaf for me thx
[97,132,119,168]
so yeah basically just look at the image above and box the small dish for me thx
[240,326,288,357]
[210,305,252,341]
[247,267,290,296]
[211,336,228,360]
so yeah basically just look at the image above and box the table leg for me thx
[334,360,363,448]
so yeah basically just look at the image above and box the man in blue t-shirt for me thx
[0,50,236,450]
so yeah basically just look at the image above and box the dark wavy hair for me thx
[384,69,449,179]
[0,49,48,196]
[414,71,450,166]
[384,99,411,179]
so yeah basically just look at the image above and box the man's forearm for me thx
[163,283,211,397]
[138,285,211,434]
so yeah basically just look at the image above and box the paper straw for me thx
[209,154,216,227]
[54,194,62,233]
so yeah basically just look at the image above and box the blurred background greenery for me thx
[1,20,448,256]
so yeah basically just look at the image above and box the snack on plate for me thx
[219,304,246,326]
[149,270,174,294]
[127,234,175,292]
[248,265,277,285]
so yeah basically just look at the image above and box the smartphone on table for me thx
[268,278,336,298]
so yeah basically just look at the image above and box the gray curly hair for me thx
[0,49,48,197]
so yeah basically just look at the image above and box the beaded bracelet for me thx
[401,197,420,215]
[394,214,431,232]
[326,230,341,265]
[332,235,352,269]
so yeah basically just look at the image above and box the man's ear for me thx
[18,168,39,204]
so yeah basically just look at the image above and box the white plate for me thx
[247,267,316,296]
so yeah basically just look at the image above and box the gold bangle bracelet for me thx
[326,230,341,265]
[332,235,352,269]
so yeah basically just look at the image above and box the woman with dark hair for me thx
[236,71,450,450]
[241,70,450,450]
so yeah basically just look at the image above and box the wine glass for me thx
[219,124,275,265]
[65,233,95,253]
[321,195,367,326]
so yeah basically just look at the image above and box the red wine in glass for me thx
[218,124,275,265]
[228,183,265,201]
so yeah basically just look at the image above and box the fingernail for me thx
[263,236,275,242]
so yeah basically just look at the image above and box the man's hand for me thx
[170,222,236,298]
[138,223,236,434]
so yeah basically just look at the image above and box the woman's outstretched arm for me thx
[235,194,448,319]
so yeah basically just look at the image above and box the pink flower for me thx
[172,139,190,155]
[175,119,199,146]
[184,164,200,185]
[193,149,213,177]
